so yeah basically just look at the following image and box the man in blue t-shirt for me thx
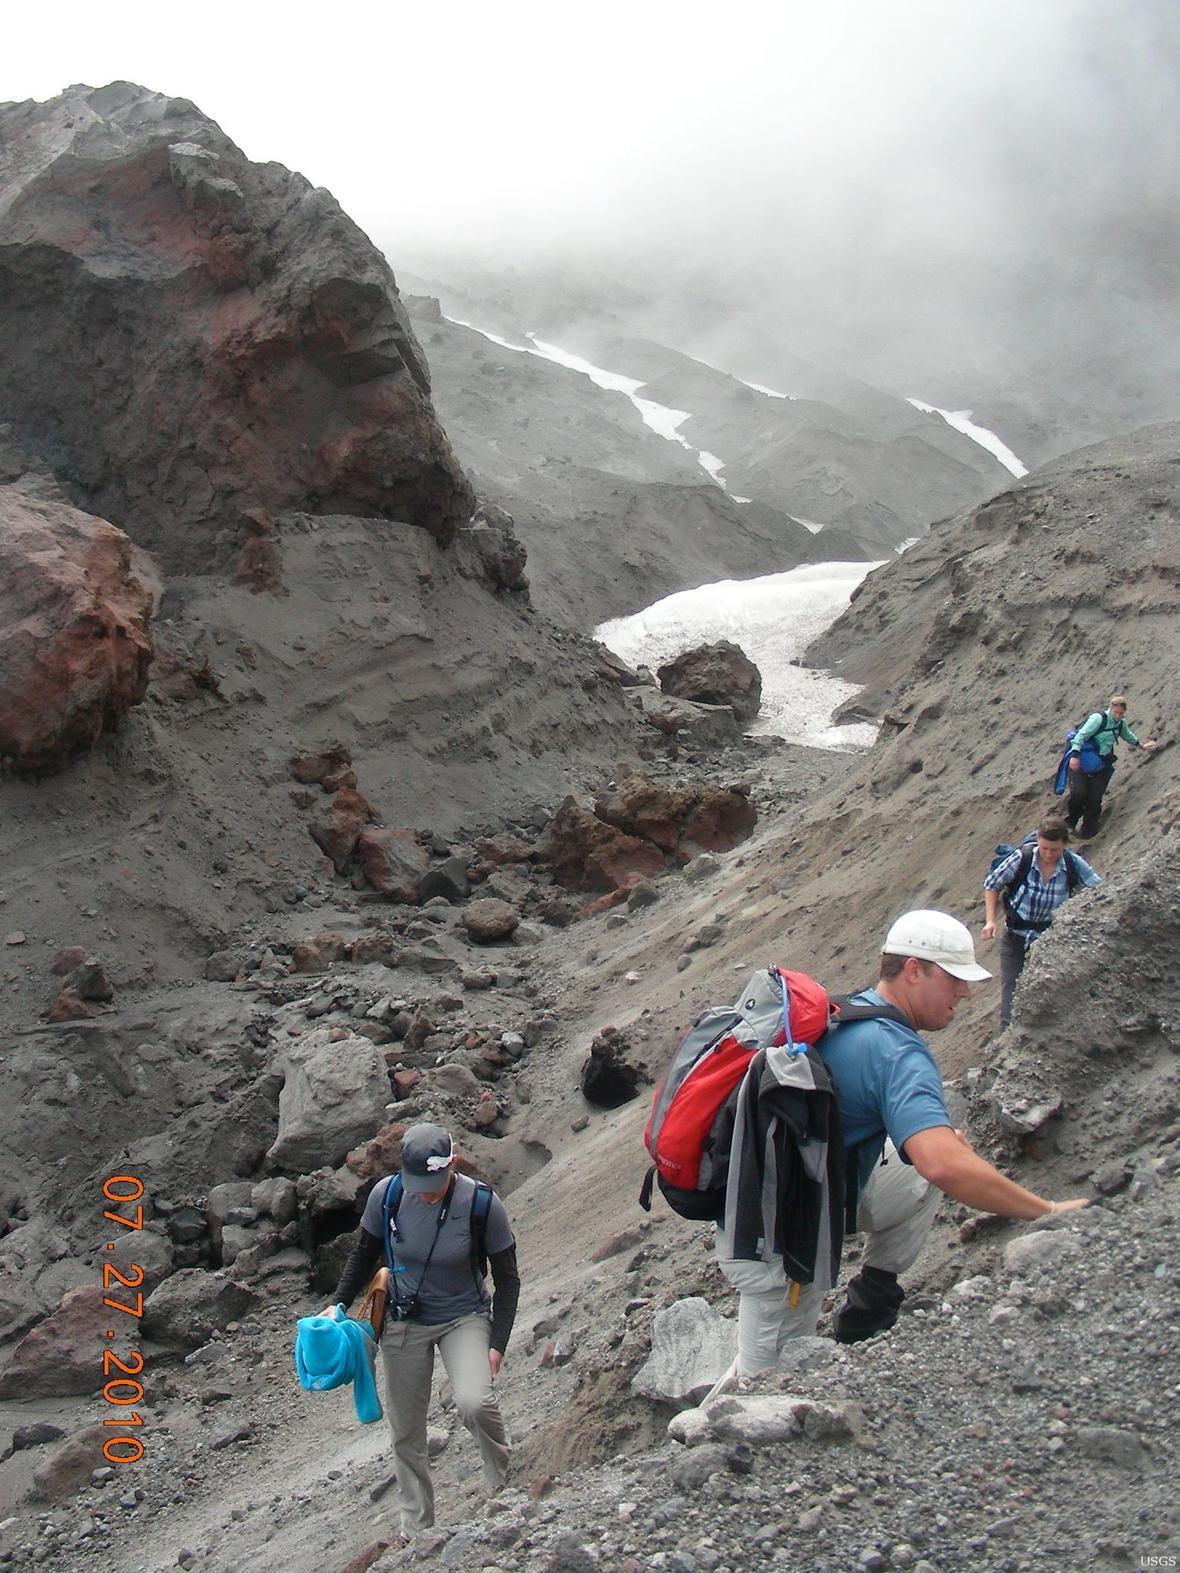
[716,910,1089,1371]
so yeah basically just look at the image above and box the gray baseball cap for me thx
[399,1123,455,1193]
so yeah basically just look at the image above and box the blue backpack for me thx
[1053,711,1111,793]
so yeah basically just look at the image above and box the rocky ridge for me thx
[0,83,473,574]
[399,297,842,628]
[398,263,1016,571]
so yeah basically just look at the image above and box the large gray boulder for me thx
[631,1296,737,1405]
[140,1269,256,1350]
[0,1220,91,1345]
[267,1028,390,1172]
[630,685,742,746]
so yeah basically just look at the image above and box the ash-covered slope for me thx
[399,260,1017,562]
[0,401,1176,1568]
[586,331,1010,556]
[402,297,840,627]
[807,421,1179,719]
[735,423,1180,1080]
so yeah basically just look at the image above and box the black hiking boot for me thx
[833,1267,905,1344]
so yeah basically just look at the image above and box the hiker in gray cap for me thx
[325,1123,519,1541]
[717,911,1088,1372]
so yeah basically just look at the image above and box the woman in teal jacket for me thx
[1066,694,1158,838]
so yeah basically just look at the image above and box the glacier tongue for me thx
[595,562,882,748]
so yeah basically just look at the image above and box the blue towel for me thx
[294,1310,383,1424]
[1052,745,1071,796]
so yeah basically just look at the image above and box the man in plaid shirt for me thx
[982,815,1100,1027]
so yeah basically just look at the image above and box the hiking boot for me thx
[833,1267,905,1344]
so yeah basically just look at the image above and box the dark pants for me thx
[1066,761,1114,837]
[999,927,1029,1028]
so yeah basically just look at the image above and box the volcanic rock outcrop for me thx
[0,82,474,572]
[540,774,757,892]
[657,639,762,724]
[0,484,153,772]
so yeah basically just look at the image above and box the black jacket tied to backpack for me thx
[723,1040,847,1286]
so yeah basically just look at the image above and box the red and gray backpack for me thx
[639,967,903,1221]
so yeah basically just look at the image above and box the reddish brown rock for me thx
[349,932,397,965]
[50,947,91,976]
[392,1068,422,1099]
[291,745,353,786]
[291,931,349,973]
[336,1544,393,1573]
[461,898,520,943]
[0,85,474,575]
[471,1097,501,1131]
[678,790,758,857]
[474,833,535,866]
[0,1286,108,1397]
[355,827,429,901]
[657,640,762,723]
[345,1121,407,1181]
[594,777,756,861]
[234,509,285,594]
[581,884,638,917]
[45,987,98,1023]
[31,1423,111,1502]
[0,487,153,774]
[539,796,666,893]
[322,764,359,794]
[310,786,375,874]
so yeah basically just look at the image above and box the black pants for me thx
[999,927,1029,1028]
[1065,761,1113,837]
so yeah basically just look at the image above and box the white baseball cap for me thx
[881,910,992,982]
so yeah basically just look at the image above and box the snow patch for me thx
[444,314,736,490]
[595,562,882,749]
[908,398,1028,477]
[740,378,791,400]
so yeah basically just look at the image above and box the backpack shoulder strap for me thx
[1004,844,1036,908]
[1064,850,1083,894]
[827,997,911,1030]
[382,1174,404,1272]
[470,1180,493,1281]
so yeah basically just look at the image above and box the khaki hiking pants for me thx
[380,1311,510,1534]
[716,1139,940,1374]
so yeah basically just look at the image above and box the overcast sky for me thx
[5,1,1175,253]
[5,0,1178,417]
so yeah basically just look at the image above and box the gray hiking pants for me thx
[716,1140,940,1374]
[380,1311,509,1534]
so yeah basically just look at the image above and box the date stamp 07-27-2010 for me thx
[99,1173,148,1466]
